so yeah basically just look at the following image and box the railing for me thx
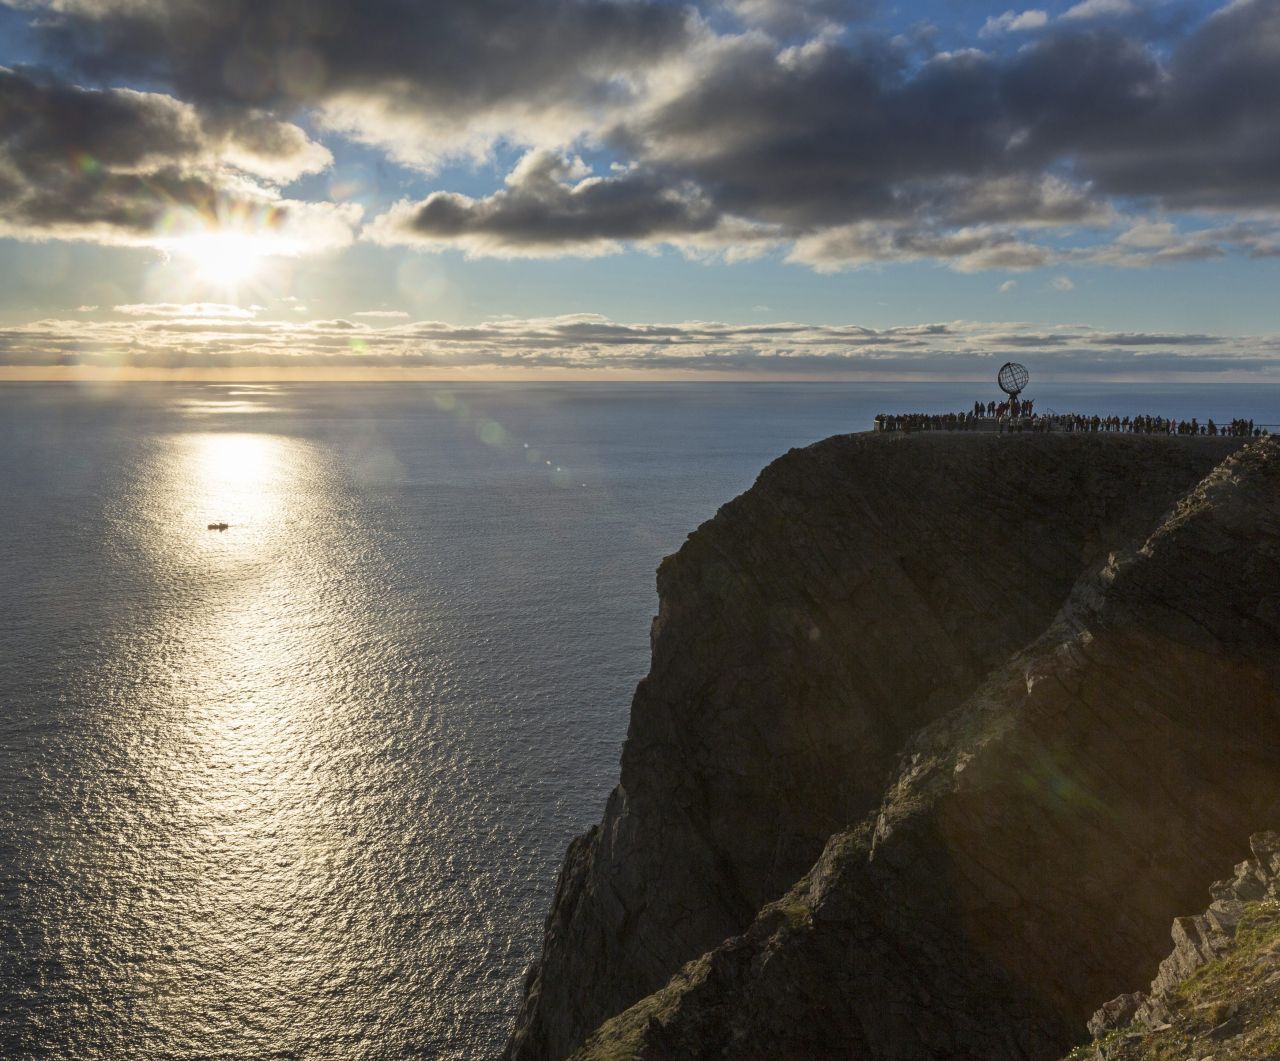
[873,413,1271,437]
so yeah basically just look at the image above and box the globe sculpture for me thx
[998,361,1030,399]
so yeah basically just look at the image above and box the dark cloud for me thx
[26,0,691,166]
[1005,5,1280,210]
[631,6,1280,224]
[0,65,327,177]
[1001,29,1161,156]
[0,65,347,244]
[612,35,1004,229]
[377,2,1280,263]
[369,150,744,256]
[7,0,1280,267]
[1,65,204,169]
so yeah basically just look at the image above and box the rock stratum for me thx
[1080,831,1280,1059]
[506,431,1280,1061]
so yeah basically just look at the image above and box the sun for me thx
[176,232,270,287]
[152,220,305,306]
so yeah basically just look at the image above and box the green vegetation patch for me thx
[1066,899,1280,1060]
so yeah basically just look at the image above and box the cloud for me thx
[365,41,1115,263]
[1061,0,1137,21]
[1003,6,1280,211]
[352,310,410,319]
[721,0,876,35]
[2,312,1278,379]
[1075,216,1280,266]
[367,149,777,258]
[999,280,1017,292]
[980,9,1050,37]
[1050,275,1075,290]
[0,66,330,183]
[113,302,259,318]
[25,0,691,170]
[787,223,1057,272]
[367,2,1280,265]
[0,66,356,250]
[10,0,1280,272]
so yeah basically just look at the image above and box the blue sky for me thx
[1,0,1278,378]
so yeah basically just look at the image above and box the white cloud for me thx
[1080,219,1261,268]
[353,310,411,319]
[1115,220,1179,249]
[1061,0,1136,21]
[722,0,870,34]
[4,312,1277,379]
[1050,275,1075,291]
[113,302,259,318]
[787,222,1057,273]
[999,280,1018,292]
[979,9,1050,36]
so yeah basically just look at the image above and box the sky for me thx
[1,0,1279,380]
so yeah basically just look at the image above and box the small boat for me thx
[207,522,230,531]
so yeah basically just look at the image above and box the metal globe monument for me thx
[998,361,1030,399]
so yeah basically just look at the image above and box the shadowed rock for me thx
[508,432,1275,1060]
[1089,831,1280,1038]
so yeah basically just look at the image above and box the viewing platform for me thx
[873,366,1271,439]
[873,412,1269,438]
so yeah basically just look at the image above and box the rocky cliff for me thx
[507,431,1280,1060]
[1080,831,1280,1059]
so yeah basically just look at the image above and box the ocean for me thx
[1,380,1276,1058]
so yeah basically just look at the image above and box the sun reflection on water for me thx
[44,427,425,1055]
[5,383,660,1057]
[185,432,288,533]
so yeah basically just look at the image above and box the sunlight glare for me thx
[185,432,290,538]
[176,233,273,287]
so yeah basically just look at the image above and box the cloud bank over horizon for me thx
[3,309,1278,380]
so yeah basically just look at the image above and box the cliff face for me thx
[1081,831,1280,1058]
[507,432,1279,1061]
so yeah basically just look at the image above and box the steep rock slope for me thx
[564,437,1280,1059]
[1079,832,1280,1059]
[508,432,1253,1060]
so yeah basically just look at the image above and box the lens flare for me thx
[171,232,272,288]
[151,196,302,303]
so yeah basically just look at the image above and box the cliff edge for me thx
[507,431,1280,1060]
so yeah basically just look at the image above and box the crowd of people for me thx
[1039,414,1262,436]
[874,411,998,432]
[873,405,1269,437]
[974,399,1033,418]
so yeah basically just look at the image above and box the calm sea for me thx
[1,381,1276,1058]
